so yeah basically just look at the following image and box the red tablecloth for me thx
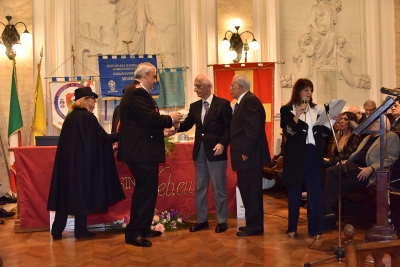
[14,143,237,229]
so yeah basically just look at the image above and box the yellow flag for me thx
[31,61,46,144]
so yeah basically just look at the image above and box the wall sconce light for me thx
[0,7,31,60]
[220,18,259,63]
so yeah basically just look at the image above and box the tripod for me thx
[304,104,344,266]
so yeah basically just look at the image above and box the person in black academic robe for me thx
[47,87,125,240]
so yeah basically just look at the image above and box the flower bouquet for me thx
[151,208,189,232]
[112,215,130,229]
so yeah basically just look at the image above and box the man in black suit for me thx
[118,62,182,247]
[177,74,232,233]
[229,74,270,236]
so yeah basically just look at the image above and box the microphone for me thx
[324,103,330,114]
[381,87,400,96]
[301,97,308,114]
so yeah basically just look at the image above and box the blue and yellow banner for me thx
[98,54,158,99]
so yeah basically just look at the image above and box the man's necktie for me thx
[203,101,210,124]
[233,103,239,114]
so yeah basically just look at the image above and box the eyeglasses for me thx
[230,83,239,88]
[85,96,96,100]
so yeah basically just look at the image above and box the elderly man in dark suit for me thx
[178,74,232,233]
[118,62,182,247]
[229,74,270,236]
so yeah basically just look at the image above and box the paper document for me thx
[315,99,346,128]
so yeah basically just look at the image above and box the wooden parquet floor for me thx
[0,192,393,267]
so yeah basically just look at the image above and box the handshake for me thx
[164,112,183,137]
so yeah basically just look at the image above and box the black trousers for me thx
[51,211,87,237]
[287,144,323,236]
[237,165,264,234]
[125,161,159,240]
[324,162,369,212]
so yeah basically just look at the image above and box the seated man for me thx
[390,97,400,131]
[323,118,400,217]
[363,100,377,119]
[348,105,366,125]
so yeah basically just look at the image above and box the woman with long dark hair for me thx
[280,78,330,239]
[324,111,362,167]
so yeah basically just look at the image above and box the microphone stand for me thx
[304,104,345,266]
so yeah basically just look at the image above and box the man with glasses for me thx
[229,75,270,236]
[177,74,232,234]
[118,62,182,247]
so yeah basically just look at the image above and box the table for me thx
[13,143,237,232]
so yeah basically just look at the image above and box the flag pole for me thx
[31,47,46,145]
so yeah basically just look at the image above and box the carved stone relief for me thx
[76,0,183,72]
[285,0,370,90]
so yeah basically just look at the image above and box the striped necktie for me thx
[203,101,210,124]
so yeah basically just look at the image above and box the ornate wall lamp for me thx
[220,18,259,63]
[0,7,31,60]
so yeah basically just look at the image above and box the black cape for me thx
[47,108,125,216]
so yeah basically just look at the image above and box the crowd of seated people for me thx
[323,116,400,221]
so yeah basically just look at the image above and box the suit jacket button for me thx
[150,136,153,138]
[202,133,204,136]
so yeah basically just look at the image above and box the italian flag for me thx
[213,62,274,156]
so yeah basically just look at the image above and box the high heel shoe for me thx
[287,232,296,238]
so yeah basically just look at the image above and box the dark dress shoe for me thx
[189,221,209,232]
[0,193,17,204]
[215,223,227,233]
[236,231,263,236]
[126,236,152,247]
[75,231,96,239]
[0,208,15,218]
[52,235,62,240]
[144,230,162,238]
[238,226,246,231]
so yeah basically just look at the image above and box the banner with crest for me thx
[49,81,98,130]
[98,54,158,100]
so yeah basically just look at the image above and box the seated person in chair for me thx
[390,97,400,131]
[324,112,363,168]
[323,118,400,217]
